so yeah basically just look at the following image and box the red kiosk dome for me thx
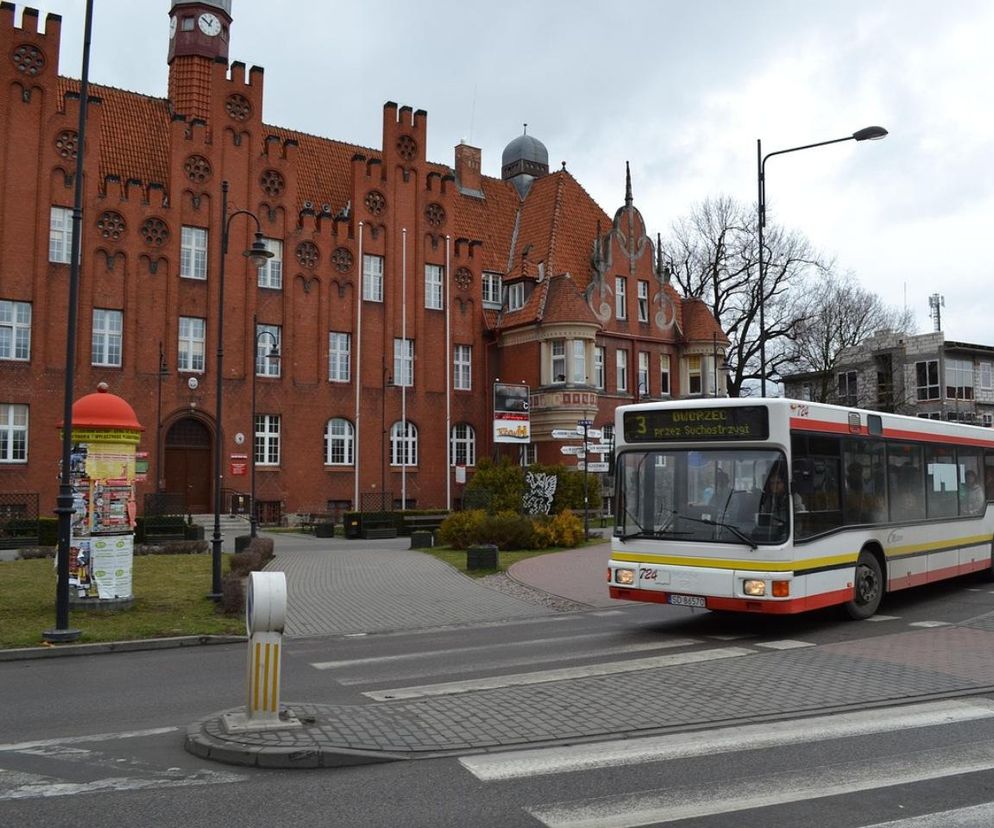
[59,383,144,431]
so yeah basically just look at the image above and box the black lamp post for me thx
[156,341,169,492]
[250,315,280,538]
[756,125,888,396]
[210,180,273,599]
[44,0,94,643]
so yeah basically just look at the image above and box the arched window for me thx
[449,423,476,467]
[390,420,418,466]
[324,418,354,465]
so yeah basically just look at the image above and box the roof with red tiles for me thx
[539,273,601,326]
[682,297,729,344]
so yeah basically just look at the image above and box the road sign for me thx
[577,461,610,473]
[577,419,594,426]
[576,425,602,438]
[586,446,611,456]
[560,445,586,456]
[551,429,577,440]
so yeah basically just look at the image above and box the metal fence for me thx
[0,492,40,548]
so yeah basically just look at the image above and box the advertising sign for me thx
[493,382,531,443]
[91,534,134,600]
[230,453,249,476]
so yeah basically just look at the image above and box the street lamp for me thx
[45,0,94,643]
[756,125,887,396]
[155,341,169,493]
[210,180,273,600]
[250,316,280,538]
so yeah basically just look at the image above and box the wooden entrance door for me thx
[163,418,212,513]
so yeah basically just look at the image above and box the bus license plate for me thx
[668,593,706,608]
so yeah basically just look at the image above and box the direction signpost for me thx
[550,420,610,539]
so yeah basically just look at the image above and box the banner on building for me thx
[494,382,531,443]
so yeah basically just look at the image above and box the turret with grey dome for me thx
[501,125,549,199]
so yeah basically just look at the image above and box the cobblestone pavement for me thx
[185,532,994,768]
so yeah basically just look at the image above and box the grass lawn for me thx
[0,554,245,650]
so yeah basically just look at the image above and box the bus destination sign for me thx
[624,406,769,443]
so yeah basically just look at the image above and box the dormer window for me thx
[507,282,525,311]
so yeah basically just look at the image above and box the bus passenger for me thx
[962,469,984,514]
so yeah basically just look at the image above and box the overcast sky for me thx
[39,1,994,344]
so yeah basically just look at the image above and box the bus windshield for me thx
[616,447,792,545]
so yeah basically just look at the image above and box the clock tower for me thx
[167,1,233,119]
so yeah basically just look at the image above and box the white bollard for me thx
[223,570,301,733]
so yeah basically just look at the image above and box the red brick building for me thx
[0,1,727,519]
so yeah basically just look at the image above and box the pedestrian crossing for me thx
[459,699,994,827]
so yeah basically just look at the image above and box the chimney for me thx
[454,141,483,198]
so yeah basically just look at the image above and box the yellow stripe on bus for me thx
[612,533,991,573]
[610,551,857,572]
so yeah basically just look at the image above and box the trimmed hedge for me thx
[438,509,584,551]
[221,536,276,616]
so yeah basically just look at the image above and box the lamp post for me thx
[45,0,94,643]
[156,341,169,492]
[250,316,280,538]
[210,180,273,600]
[756,125,887,397]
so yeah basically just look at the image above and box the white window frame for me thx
[507,282,524,311]
[362,254,384,302]
[390,420,418,466]
[482,272,502,307]
[615,277,627,320]
[449,423,476,467]
[945,357,974,400]
[92,308,123,367]
[425,263,444,310]
[551,340,566,383]
[394,338,414,387]
[255,323,281,377]
[454,344,472,390]
[49,206,73,263]
[0,403,28,463]
[660,353,671,396]
[594,346,605,389]
[572,340,586,384]
[178,316,206,372]
[258,238,283,289]
[0,300,31,361]
[916,360,940,401]
[838,369,858,404]
[180,226,208,280]
[328,332,351,383]
[616,349,628,392]
[981,362,993,391]
[637,280,649,322]
[688,355,703,396]
[324,417,354,465]
[254,413,281,466]
[638,351,650,396]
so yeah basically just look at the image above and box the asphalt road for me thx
[6,572,994,825]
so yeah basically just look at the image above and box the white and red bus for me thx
[607,398,994,618]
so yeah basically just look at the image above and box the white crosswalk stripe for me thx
[458,699,994,827]
[0,730,247,802]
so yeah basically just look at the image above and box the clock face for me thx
[169,17,177,39]
[187,376,199,390]
[198,12,222,36]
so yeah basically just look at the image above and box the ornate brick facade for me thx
[0,2,727,517]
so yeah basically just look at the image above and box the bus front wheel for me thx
[844,551,883,620]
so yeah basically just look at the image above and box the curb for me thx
[185,708,407,769]
[0,634,246,662]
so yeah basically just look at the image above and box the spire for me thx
[625,161,633,209]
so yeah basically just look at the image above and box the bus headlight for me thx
[615,568,635,586]
[743,579,766,596]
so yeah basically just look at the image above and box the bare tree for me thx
[661,196,826,396]
[785,274,915,403]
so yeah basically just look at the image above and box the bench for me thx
[299,512,336,533]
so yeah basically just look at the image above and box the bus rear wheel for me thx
[844,551,883,620]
